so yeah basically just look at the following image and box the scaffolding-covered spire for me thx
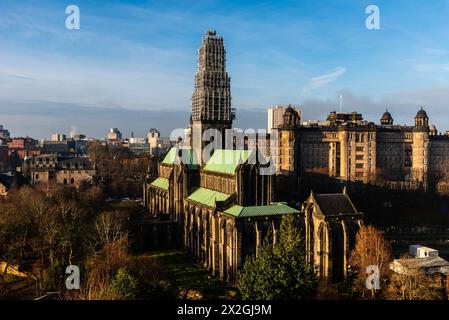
[191,29,232,123]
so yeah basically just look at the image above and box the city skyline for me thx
[1,0,449,138]
[2,2,449,304]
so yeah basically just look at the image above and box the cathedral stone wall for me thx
[183,199,285,285]
[200,171,235,194]
[159,164,173,179]
[303,190,363,282]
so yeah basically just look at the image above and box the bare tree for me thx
[94,211,128,249]
[386,255,443,300]
[63,258,120,300]
[0,204,30,296]
[349,225,393,299]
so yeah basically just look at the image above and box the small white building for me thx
[391,245,449,275]
[409,245,439,259]
[129,137,148,144]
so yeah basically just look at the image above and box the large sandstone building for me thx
[29,154,96,189]
[277,107,449,191]
[143,30,300,285]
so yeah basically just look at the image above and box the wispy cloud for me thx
[412,62,449,73]
[424,48,449,56]
[302,66,347,95]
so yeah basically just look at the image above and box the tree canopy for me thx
[237,214,317,300]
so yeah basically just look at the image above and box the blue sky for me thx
[1,0,449,138]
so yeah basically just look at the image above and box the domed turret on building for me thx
[282,105,301,127]
[380,109,394,125]
[416,108,428,118]
[429,124,438,136]
[415,107,429,127]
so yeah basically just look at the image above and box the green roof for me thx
[162,147,199,169]
[224,203,299,218]
[203,149,252,175]
[187,187,231,207]
[150,177,169,190]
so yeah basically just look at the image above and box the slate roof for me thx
[314,193,358,216]
[224,203,299,218]
[0,174,12,189]
[394,256,449,273]
[0,172,28,190]
[203,149,252,175]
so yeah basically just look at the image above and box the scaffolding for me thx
[191,30,232,123]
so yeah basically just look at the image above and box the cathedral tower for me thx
[190,29,234,165]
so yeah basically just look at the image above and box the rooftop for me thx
[161,147,199,170]
[224,203,299,218]
[393,256,449,274]
[203,149,252,175]
[314,193,359,216]
[187,187,231,208]
[150,177,169,191]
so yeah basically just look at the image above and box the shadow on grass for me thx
[142,250,229,298]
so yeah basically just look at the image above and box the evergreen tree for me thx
[237,214,317,300]
[111,267,139,300]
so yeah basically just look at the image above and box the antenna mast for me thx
[339,95,343,113]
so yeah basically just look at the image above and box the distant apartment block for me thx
[42,140,70,154]
[108,128,123,141]
[51,132,67,142]
[7,137,41,160]
[148,128,160,154]
[268,105,302,134]
[127,136,150,155]
[129,137,148,144]
[0,125,10,139]
[43,132,88,155]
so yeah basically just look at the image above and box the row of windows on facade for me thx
[302,156,444,170]
[34,158,55,164]
[297,142,372,150]
[34,163,88,169]
[279,143,442,159]
[322,132,420,142]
